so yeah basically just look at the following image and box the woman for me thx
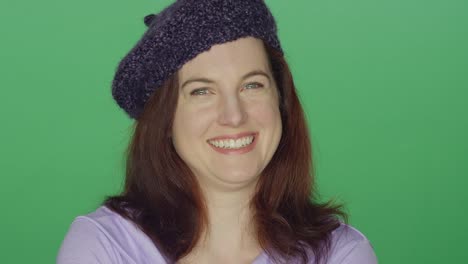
[57,0,378,263]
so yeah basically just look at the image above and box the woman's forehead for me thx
[178,37,270,80]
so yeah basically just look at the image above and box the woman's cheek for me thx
[183,106,216,135]
[249,98,280,123]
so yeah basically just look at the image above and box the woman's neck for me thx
[179,186,262,263]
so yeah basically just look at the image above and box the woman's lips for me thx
[207,132,258,155]
[207,131,257,141]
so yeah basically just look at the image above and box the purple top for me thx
[57,206,378,264]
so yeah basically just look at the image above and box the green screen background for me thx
[1,0,467,263]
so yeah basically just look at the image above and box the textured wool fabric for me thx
[111,0,284,119]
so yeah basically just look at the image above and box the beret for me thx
[111,0,283,119]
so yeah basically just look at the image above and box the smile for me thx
[206,132,258,154]
[208,135,254,149]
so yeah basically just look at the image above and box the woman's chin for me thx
[211,170,261,189]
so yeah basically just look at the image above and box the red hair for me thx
[105,43,347,264]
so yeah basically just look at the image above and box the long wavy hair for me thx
[104,42,347,264]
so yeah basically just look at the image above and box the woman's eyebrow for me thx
[181,78,215,90]
[180,69,271,90]
[242,70,271,82]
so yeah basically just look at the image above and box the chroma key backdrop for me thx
[0,0,467,263]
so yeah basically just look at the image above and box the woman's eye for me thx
[244,82,264,90]
[190,88,209,96]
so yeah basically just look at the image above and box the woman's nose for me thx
[217,94,247,127]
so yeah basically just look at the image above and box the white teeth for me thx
[208,135,254,149]
[235,139,242,148]
[229,139,235,148]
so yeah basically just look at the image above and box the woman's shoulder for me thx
[326,223,378,264]
[57,208,377,264]
[57,205,167,264]
[255,223,378,264]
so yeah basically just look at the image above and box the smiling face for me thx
[171,37,282,192]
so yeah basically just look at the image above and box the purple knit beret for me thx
[111,0,283,119]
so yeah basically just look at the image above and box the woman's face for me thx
[172,37,282,192]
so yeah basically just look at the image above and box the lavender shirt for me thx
[57,206,378,264]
